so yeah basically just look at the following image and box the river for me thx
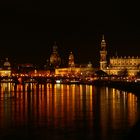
[0,83,140,140]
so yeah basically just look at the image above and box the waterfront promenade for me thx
[1,75,140,95]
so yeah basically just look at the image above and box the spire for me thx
[115,50,118,57]
[68,51,75,67]
[102,34,104,40]
[53,41,58,53]
[101,34,106,50]
[100,34,107,70]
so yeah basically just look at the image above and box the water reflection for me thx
[95,87,138,139]
[0,83,139,140]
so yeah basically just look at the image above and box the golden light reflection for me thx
[127,93,137,126]
[0,82,139,139]
[99,86,138,138]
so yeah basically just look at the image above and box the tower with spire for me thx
[68,52,75,67]
[100,35,107,70]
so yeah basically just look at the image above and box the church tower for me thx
[100,35,107,70]
[68,52,75,67]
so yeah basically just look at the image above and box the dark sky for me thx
[0,1,140,67]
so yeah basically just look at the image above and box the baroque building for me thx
[50,42,61,68]
[55,51,94,76]
[100,35,140,76]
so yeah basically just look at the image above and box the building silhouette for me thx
[50,42,61,69]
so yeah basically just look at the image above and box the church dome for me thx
[87,61,92,68]
[3,58,11,68]
[50,43,61,67]
[50,53,60,64]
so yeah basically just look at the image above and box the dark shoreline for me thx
[93,80,140,96]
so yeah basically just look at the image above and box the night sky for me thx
[0,1,140,67]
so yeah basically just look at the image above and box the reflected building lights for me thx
[0,83,139,139]
[127,93,137,126]
[98,86,138,139]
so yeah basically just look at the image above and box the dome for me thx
[87,61,92,68]
[4,58,11,67]
[50,54,60,63]
[50,53,61,67]
[50,43,61,67]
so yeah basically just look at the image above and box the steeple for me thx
[68,51,75,67]
[52,41,58,53]
[101,34,106,51]
[100,35,107,70]
[115,50,118,57]
[102,34,104,40]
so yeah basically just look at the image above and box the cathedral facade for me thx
[100,36,140,76]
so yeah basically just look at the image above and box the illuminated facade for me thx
[0,58,11,76]
[55,66,94,76]
[29,70,50,76]
[55,51,93,76]
[100,36,140,76]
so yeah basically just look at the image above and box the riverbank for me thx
[93,80,140,96]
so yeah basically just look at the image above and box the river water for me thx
[0,83,140,140]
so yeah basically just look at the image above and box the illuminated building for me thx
[0,58,11,76]
[50,42,61,68]
[55,51,93,76]
[55,65,94,76]
[29,69,50,77]
[100,35,140,76]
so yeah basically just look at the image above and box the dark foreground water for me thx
[0,83,140,140]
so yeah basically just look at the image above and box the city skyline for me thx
[0,1,140,66]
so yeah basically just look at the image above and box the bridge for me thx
[0,75,89,84]
[1,75,140,95]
